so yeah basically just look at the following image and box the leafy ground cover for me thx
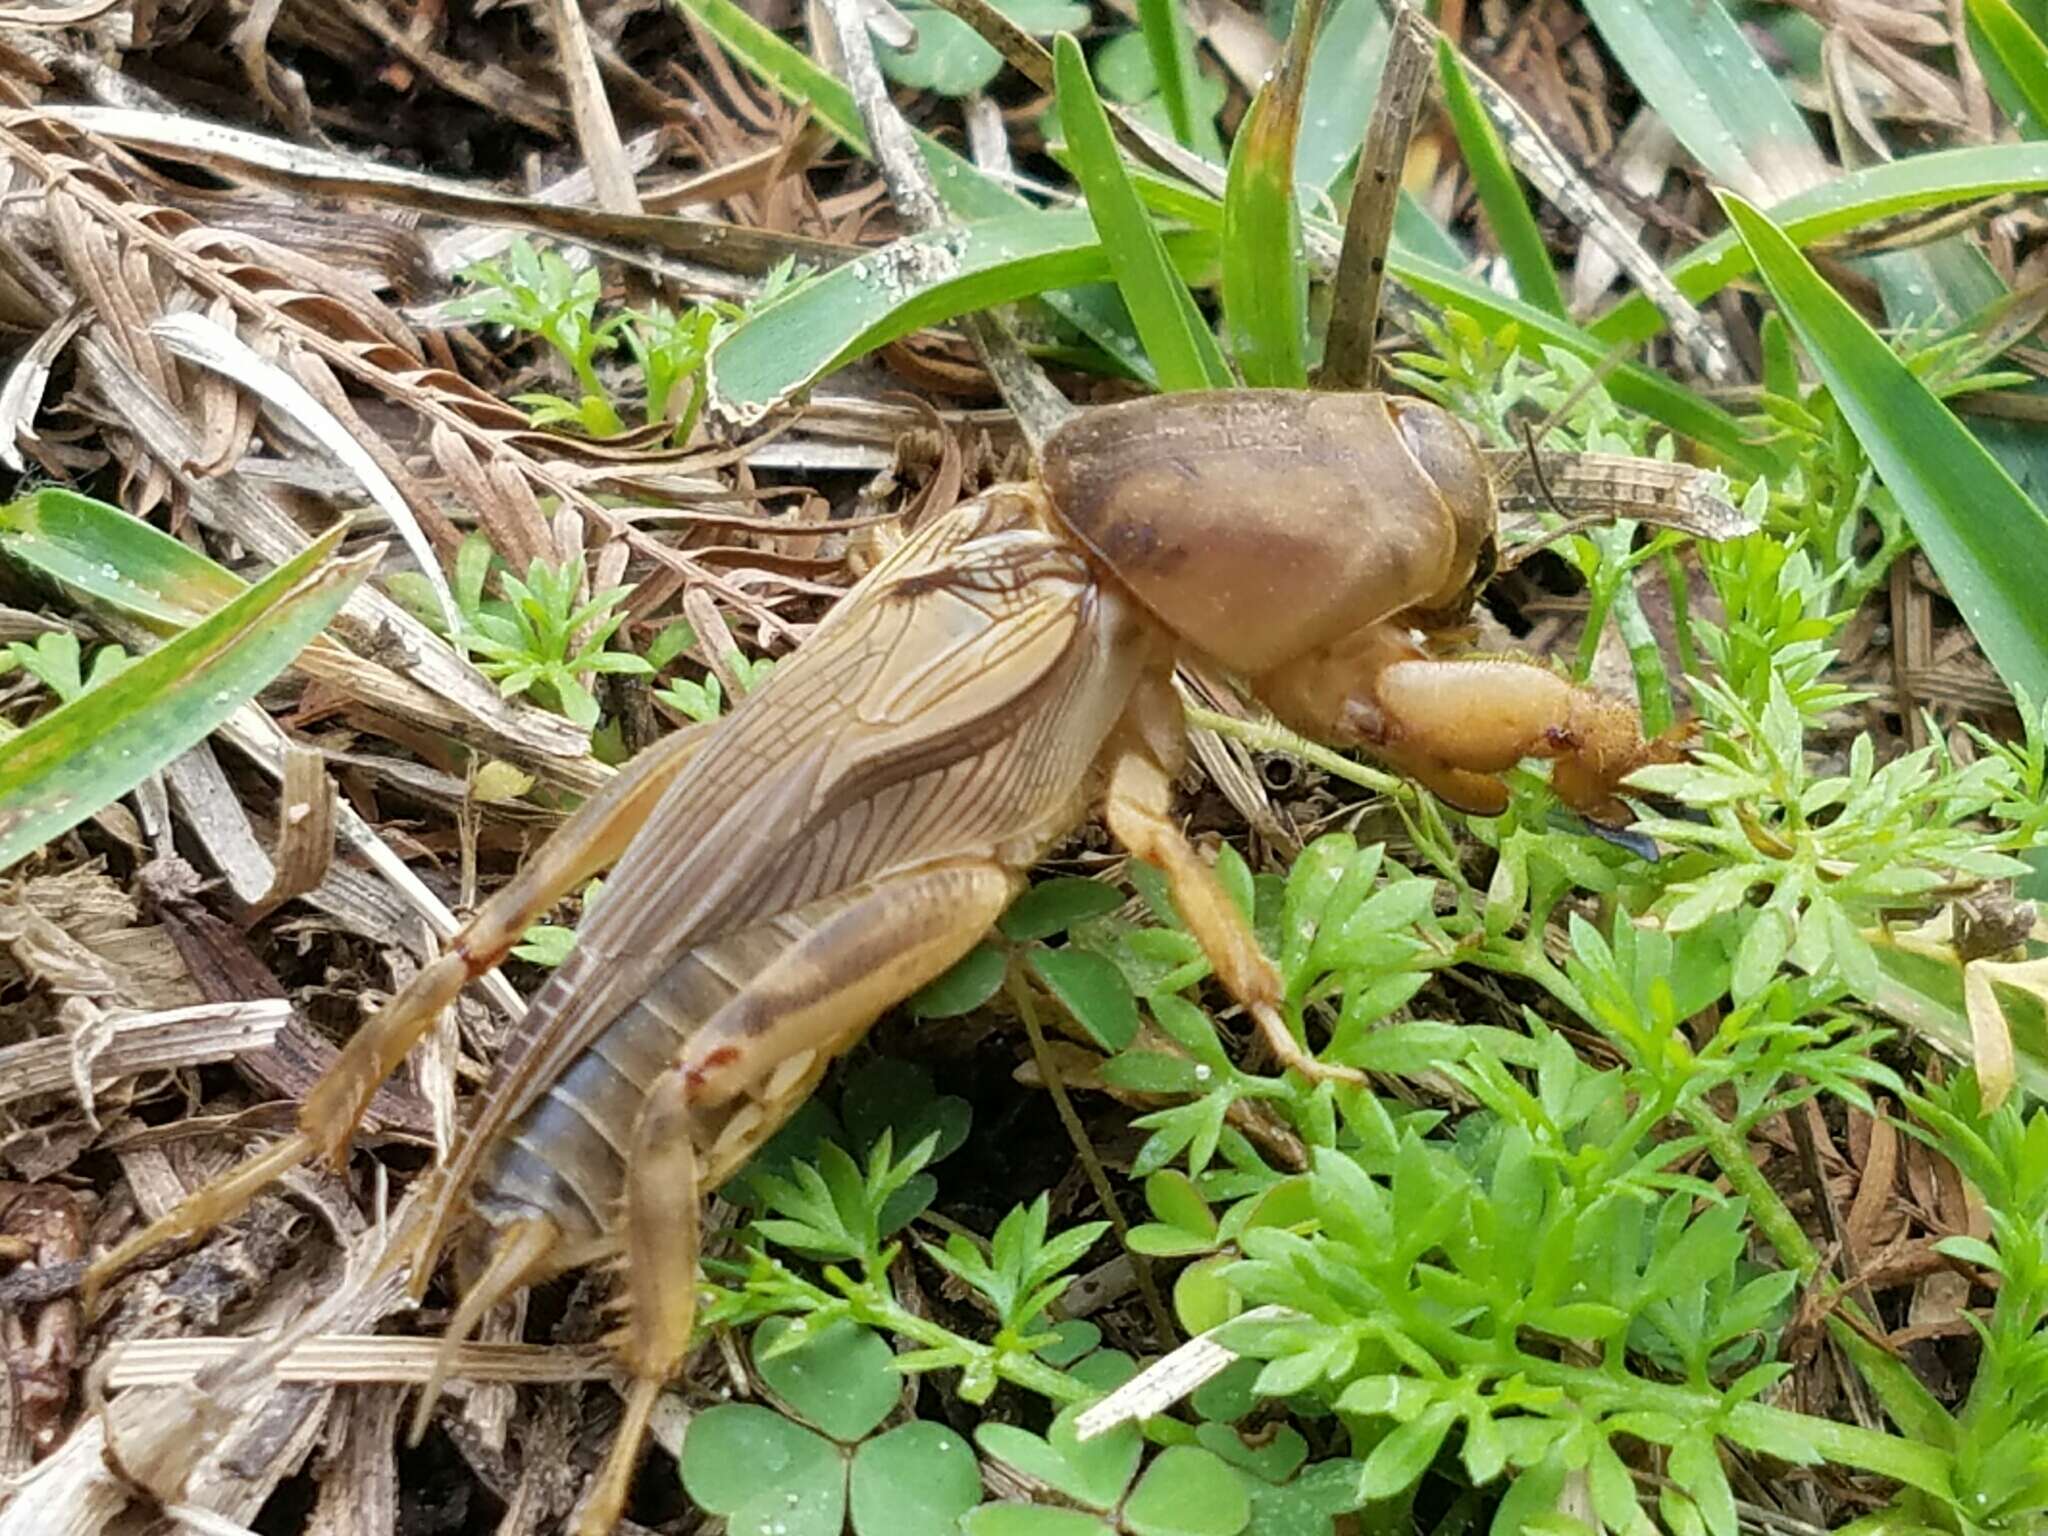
[0,3,2046,1536]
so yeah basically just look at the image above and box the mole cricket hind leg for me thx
[1371,656,1683,824]
[1103,749,1364,1085]
[83,722,714,1308]
[570,859,1021,1536]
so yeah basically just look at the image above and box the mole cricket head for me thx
[1040,389,1496,680]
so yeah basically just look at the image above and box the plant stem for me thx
[1183,706,1408,796]
[1680,1098,1821,1278]
[850,1285,1089,1402]
[1502,1353,1951,1495]
[1005,965,1181,1349]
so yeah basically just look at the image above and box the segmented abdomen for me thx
[470,884,869,1246]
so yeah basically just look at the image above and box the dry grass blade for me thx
[68,328,598,782]
[1320,3,1431,391]
[0,307,86,473]
[102,1336,613,1389]
[253,742,336,914]
[1073,1306,1294,1439]
[151,311,459,634]
[0,1232,414,1536]
[0,1000,291,1109]
[0,0,123,21]
[1,114,809,724]
[543,0,643,219]
[34,106,849,285]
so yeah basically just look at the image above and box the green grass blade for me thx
[0,525,375,872]
[0,488,241,629]
[707,209,1214,421]
[1296,0,1386,190]
[1136,0,1218,160]
[1220,0,1315,387]
[1579,0,1821,200]
[1720,190,2048,702]
[1592,143,2048,347]
[1055,33,1232,392]
[673,0,1155,381]
[1387,250,1765,469]
[1435,39,1565,317]
[1968,0,2048,135]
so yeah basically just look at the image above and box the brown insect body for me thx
[83,392,1679,1535]
[452,484,1151,1269]
[1044,391,1494,672]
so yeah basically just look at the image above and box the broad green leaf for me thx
[1968,0,2048,136]
[1194,1422,1306,1485]
[879,0,1087,96]
[1221,1,1312,386]
[1580,0,1821,201]
[1172,1254,1241,1335]
[1435,39,1564,317]
[1355,1403,1455,1498]
[1056,32,1232,392]
[973,1425,1090,1502]
[1001,876,1125,940]
[1145,1169,1217,1236]
[0,526,371,873]
[1592,144,2048,348]
[754,1318,900,1442]
[850,1421,984,1536]
[1047,1402,1145,1508]
[1123,1446,1252,1536]
[0,488,241,628]
[679,1404,845,1536]
[1093,31,1227,144]
[909,942,1009,1019]
[707,209,1212,422]
[1719,190,2048,705]
[1243,1460,1367,1536]
[1031,946,1139,1050]
[963,1507,1116,1536]
[841,1059,971,1165]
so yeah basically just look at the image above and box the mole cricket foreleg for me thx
[83,722,714,1305]
[572,860,1020,1536]
[1254,622,1678,822]
[1369,655,1683,823]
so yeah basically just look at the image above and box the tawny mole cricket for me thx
[84,389,1683,1533]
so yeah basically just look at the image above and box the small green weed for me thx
[3,631,134,704]
[648,621,777,723]
[450,241,798,441]
[456,535,648,730]
[400,529,650,729]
